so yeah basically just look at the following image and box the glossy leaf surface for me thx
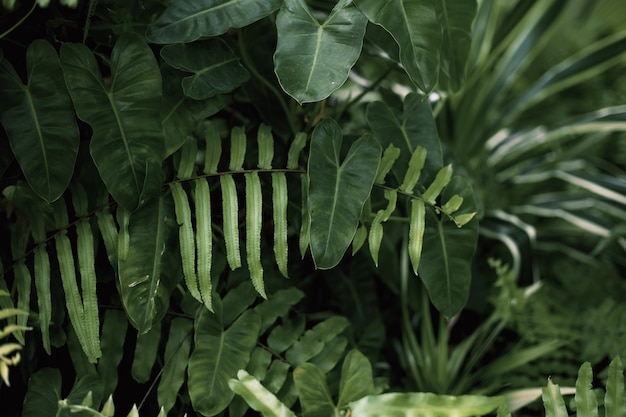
[61,34,164,211]
[188,307,261,416]
[274,0,367,103]
[308,119,381,269]
[118,193,181,333]
[148,0,282,43]
[354,0,441,92]
[0,40,79,202]
[161,39,250,100]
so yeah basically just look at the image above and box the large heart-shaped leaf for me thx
[21,368,62,417]
[118,192,181,333]
[419,176,478,317]
[366,93,442,186]
[307,118,381,269]
[354,0,441,92]
[0,40,79,203]
[161,39,250,100]
[274,0,367,103]
[147,0,282,44]
[161,65,224,157]
[435,0,477,92]
[188,306,261,416]
[61,34,164,211]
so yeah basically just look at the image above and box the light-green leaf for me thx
[575,362,598,417]
[229,370,297,417]
[605,357,626,417]
[61,33,164,211]
[147,0,282,44]
[542,378,568,417]
[338,350,375,408]
[294,363,336,417]
[307,119,381,269]
[354,0,441,92]
[274,0,367,103]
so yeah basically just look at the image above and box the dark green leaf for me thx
[188,308,261,416]
[158,317,193,414]
[254,287,305,333]
[337,350,375,407]
[267,315,306,354]
[131,321,161,383]
[274,0,367,103]
[307,119,381,269]
[286,316,350,366]
[97,309,128,397]
[353,0,441,92]
[147,0,282,44]
[62,374,104,417]
[61,34,164,211]
[293,363,336,417]
[21,368,61,417]
[0,40,79,202]
[419,176,478,317]
[161,39,250,100]
[118,192,181,333]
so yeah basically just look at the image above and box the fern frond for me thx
[176,137,198,179]
[408,199,426,274]
[204,121,222,174]
[423,164,453,204]
[10,222,30,345]
[272,173,289,278]
[193,178,213,311]
[229,127,246,171]
[258,124,274,170]
[299,175,310,258]
[399,146,427,194]
[221,175,242,270]
[33,244,51,354]
[245,172,265,298]
[287,132,308,170]
[375,144,401,185]
[116,206,131,261]
[368,189,397,266]
[94,196,119,266]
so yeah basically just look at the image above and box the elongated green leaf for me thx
[161,39,250,100]
[132,321,161,383]
[194,178,214,311]
[188,308,261,416]
[542,379,568,417]
[147,0,282,43]
[605,357,626,417]
[258,124,274,170]
[419,176,478,317]
[575,362,598,417]
[229,370,297,417]
[97,310,128,397]
[367,93,442,186]
[21,368,62,417]
[204,121,223,174]
[221,175,242,270]
[33,245,51,354]
[434,0,477,92]
[0,40,79,202]
[338,350,375,407]
[308,119,381,269]
[408,199,426,274]
[286,316,350,366]
[272,172,289,278]
[274,0,367,103]
[245,172,266,298]
[349,393,504,417]
[61,34,164,211]
[267,316,306,355]
[287,132,308,170]
[369,189,397,266]
[354,0,441,92]
[254,287,305,333]
[158,317,193,414]
[293,363,336,417]
[118,193,181,333]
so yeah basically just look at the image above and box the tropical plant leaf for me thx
[286,316,350,366]
[575,362,598,417]
[117,192,181,333]
[348,392,505,417]
[605,357,626,417]
[338,350,375,408]
[434,0,477,92]
[97,310,128,397]
[158,317,193,414]
[254,287,305,333]
[274,0,367,103]
[147,0,282,43]
[131,321,161,383]
[272,172,289,278]
[229,370,297,417]
[293,363,336,417]
[367,93,443,186]
[542,378,568,417]
[21,368,62,417]
[245,172,266,298]
[0,40,79,203]
[419,176,478,317]
[60,33,164,211]
[353,0,441,92]
[188,307,261,416]
[161,39,250,100]
[307,118,381,269]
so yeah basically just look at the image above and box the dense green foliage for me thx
[0,0,625,416]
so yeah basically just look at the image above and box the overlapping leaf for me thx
[274,0,367,103]
[0,40,79,202]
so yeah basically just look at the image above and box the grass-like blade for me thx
[272,172,289,278]
[245,172,265,298]
[221,175,242,270]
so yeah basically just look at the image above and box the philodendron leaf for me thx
[118,192,181,333]
[308,118,381,269]
[21,368,62,417]
[274,0,367,103]
[434,0,477,92]
[188,307,261,416]
[61,33,164,211]
[367,93,443,187]
[348,393,505,417]
[354,0,441,92]
[419,176,478,317]
[147,0,282,44]
[161,39,250,100]
[293,363,336,417]
[337,350,375,408]
[0,39,79,203]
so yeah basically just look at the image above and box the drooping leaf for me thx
[274,0,367,103]
[229,370,297,417]
[353,0,441,92]
[131,321,161,383]
[349,393,505,417]
[338,350,375,408]
[21,368,62,417]
[434,0,477,92]
[161,39,250,100]
[367,93,442,186]
[419,176,478,317]
[158,317,193,414]
[61,33,164,211]
[147,0,282,43]
[0,40,79,202]
[307,118,381,269]
[117,192,181,333]
[188,307,261,416]
[97,310,128,398]
[293,363,336,417]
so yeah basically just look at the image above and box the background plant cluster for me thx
[0,0,625,416]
